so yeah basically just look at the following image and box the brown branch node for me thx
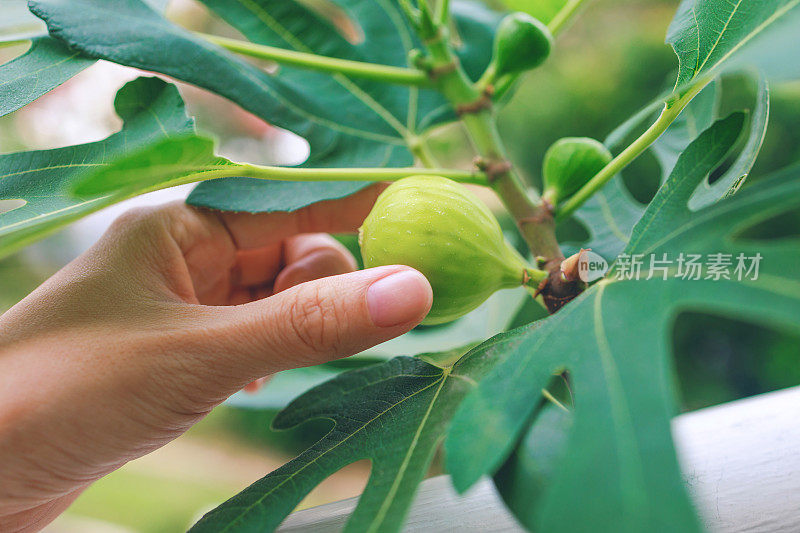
[473,157,513,183]
[518,211,552,226]
[427,61,457,79]
[456,86,495,116]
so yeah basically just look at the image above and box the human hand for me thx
[0,186,432,531]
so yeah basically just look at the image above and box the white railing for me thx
[278,386,800,532]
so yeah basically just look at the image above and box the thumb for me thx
[190,266,432,392]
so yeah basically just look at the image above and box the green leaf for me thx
[0,77,194,258]
[190,341,505,533]
[445,111,800,532]
[570,74,769,261]
[0,36,94,118]
[567,177,642,261]
[667,0,800,90]
[569,80,722,259]
[688,75,769,210]
[0,0,169,118]
[30,0,497,214]
[493,403,572,527]
[187,177,378,214]
[71,135,233,198]
[189,0,498,213]
[564,83,722,260]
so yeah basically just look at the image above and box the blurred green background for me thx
[1,0,799,531]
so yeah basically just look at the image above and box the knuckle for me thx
[109,206,154,233]
[109,202,187,237]
[285,285,343,355]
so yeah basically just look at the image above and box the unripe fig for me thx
[492,13,552,79]
[542,137,613,205]
[359,176,531,325]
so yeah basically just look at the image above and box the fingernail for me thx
[366,269,432,327]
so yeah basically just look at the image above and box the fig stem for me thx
[479,1,588,99]
[523,267,549,287]
[196,33,431,87]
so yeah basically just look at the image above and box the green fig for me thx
[359,176,531,325]
[492,12,552,80]
[542,137,613,205]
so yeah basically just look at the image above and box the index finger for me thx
[209,183,387,250]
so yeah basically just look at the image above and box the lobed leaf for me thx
[0,77,195,258]
[190,341,506,533]
[570,73,769,261]
[0,0,169,118]
[0,37,94,118]
[71,135,233,198]
[446,111,800,532]
[667,0,800,91]
[30,0,498,214]
[493,403,572,527]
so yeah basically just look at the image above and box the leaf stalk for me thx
[197,33,431,87]
[547,0,590,36]
[239,163,486,184]
[556,79,710,219]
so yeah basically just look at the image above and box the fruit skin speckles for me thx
[359,176,530,325]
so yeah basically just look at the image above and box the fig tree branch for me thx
[417,24,564,265]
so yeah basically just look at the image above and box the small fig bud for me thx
[492,13,552,79]
[542,137,613,205]
[359,176,530,325]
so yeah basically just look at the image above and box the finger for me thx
[238,234,356,394]
[227,285,273,306]
[186,265,432,393]
[283,233,357,268]
[230,234,357,301]
[273,234,357,293]
[232,243,283,288]
[273,249,354,294]
[215,183,386,250]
